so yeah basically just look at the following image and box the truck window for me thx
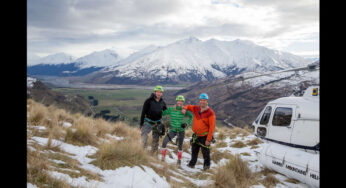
[272,107,292,126]
[260,106,272,125]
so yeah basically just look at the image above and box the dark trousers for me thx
[162,131,185,151]
[141,122,160,153]
[188,135,210,167]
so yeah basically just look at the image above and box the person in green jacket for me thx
[161,95,193,165]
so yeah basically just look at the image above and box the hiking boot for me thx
[187,164,195,169]
[177,159,181,165]
[203,165,210,171]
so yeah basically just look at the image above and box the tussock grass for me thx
[285,178,300,184]
[94,118,113,137]
[64,117,98,146]
[89,139,149,170]
[244,125,254,134]
[111,121,140,139]
[261,174,280,188]
[230,141,247,148]
[45,134,62,152]
[210,149,233,163]
[232,127,250,137]
[27,148,71,188]
[185,128,193,138]
[215,141,228,148]
[28,101,47,126]
[240,152,251,156]
[246,138,263,146]
[216,130,226,141]
[55,108,74,124]
[213,154,257,188]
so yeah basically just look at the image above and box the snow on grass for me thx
[27,183,38,188]
[62,122,72,128]
[30,136,170,188]
[106,133,124,141]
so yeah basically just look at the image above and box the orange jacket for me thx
[183,105,216,141]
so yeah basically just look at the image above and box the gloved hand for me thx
[181,123,187,129]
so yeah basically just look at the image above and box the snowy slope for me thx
[75,49,122,68]
[100,37,310,84]
[27,50,123,77]
[27,123,310,188]
[28,52,76,66]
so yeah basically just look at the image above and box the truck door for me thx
[267,105,295,144]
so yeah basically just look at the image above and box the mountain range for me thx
[164,65,319,127]
[28,37,315,84]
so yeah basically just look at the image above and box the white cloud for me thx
[27,0,319,59]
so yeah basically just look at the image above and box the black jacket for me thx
[140,93,167,127]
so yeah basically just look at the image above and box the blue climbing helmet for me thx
[199,93,209,100]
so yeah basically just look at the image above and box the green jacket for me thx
[162,106,193,132]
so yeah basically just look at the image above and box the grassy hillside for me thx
[52,88,226,127]
[52,88,152,124]
[27,99,307,188]
[28,80,93,116]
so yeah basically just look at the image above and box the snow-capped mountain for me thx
[93,37,310,84]
[74,49,122,68]
[27,50,122,77]
[28,52,76,66]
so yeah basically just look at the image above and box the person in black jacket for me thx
[140,85,167,154]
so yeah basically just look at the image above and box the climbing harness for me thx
[190,133,211,149]
[144,118,165,136]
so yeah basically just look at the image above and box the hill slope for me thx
[27,100,310,188]
[27,77,93,116]
[165,66,319,127]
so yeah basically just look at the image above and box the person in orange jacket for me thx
[182,93,215,170]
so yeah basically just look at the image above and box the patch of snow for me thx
[62,122,72,128]
[106,134,124,141]
[27,183,38,188]
[27,77,37,88]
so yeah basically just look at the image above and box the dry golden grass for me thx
[64,117,99,146]
[94,118,113,137]
[232,127,250,137]
[210,149,233,164]
[215,141,228,148]
[89,139,149,170]
[212,154,257,188]
[230,141,247,148]
[185,128,193,138]
[246,138,263,146]
[28,101,47,126]
[216,130,226,141]
[261,174,280,188]
[240,152,251,156]
[27,147,72,188]
[285,178,300,184]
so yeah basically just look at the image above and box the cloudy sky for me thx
[27,0,319,60]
